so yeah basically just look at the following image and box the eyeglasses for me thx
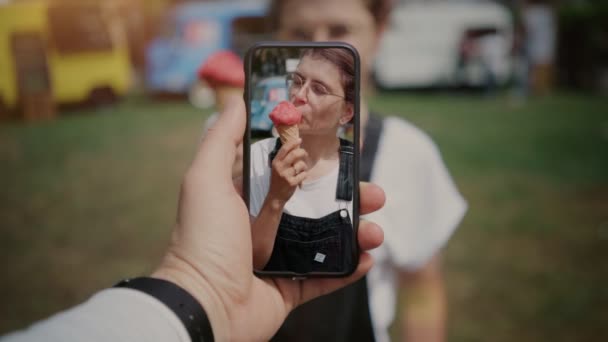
[286,73,344,100]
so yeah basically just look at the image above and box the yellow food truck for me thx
[0,0,131,119]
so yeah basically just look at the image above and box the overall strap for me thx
[336,138,354,201]
[361,113,384,182]
[268,138,282,166]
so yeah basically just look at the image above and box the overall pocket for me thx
[266,234,343,273]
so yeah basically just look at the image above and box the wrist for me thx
[265,195,287,211]
[152,255,231,341]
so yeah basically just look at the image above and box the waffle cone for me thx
[276,124,299,144]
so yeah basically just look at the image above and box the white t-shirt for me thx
[364,116,467,342]
[249,137,354,220]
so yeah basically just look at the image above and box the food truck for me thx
[0,0,131,119]
[146,0,268,108]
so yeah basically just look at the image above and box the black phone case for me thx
[244,41,361,279]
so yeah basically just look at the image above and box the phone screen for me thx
[244,43,360,277]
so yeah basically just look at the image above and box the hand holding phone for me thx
[244,42,361,278]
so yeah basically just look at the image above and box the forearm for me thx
[399,255,447,342]
[400,282,446,342]
[251,196,286,269]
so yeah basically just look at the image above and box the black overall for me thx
[271,114,385,342]
[264,138,355,274]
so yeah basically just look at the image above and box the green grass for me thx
[1,93,607,340]
[0,97,212,330]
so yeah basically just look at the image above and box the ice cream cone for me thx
[276,124,299,144]
[269,101,302,143]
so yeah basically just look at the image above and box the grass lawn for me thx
[1,92,607,340]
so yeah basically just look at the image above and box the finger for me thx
[289,170,308,186]
[282,148,308,167]
[274,138,302,162]
[188,96,245,186]
[357,220,384,251]
[359,182,385,215]
[206,96,245,146]
[232,176,243,197]
[293,160,308,175]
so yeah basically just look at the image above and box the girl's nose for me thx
[292,86,308,105]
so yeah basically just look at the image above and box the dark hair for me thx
[300,48,355,105]
[267,0,393,32]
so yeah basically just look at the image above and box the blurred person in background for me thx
[202,0,467,340]
[510,0,530,103]
[522,0,556,96]
[258,0,467,341]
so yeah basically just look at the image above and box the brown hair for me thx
[300,48,355,105]
[267,0,393,32]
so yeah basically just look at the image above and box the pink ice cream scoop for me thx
[269,101,302,143]
[269,101,302,126]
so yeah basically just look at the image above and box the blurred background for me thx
[0,0,606,340]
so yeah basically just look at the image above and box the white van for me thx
[374,0,514,89]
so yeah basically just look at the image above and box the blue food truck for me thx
[146,1,269,107]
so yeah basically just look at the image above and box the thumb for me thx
[189,96,246,183]
[207,95,246,146]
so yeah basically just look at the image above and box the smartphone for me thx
[244,42,360,278]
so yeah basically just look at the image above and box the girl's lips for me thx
[293,105,309,124]
[294,104,310,115]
